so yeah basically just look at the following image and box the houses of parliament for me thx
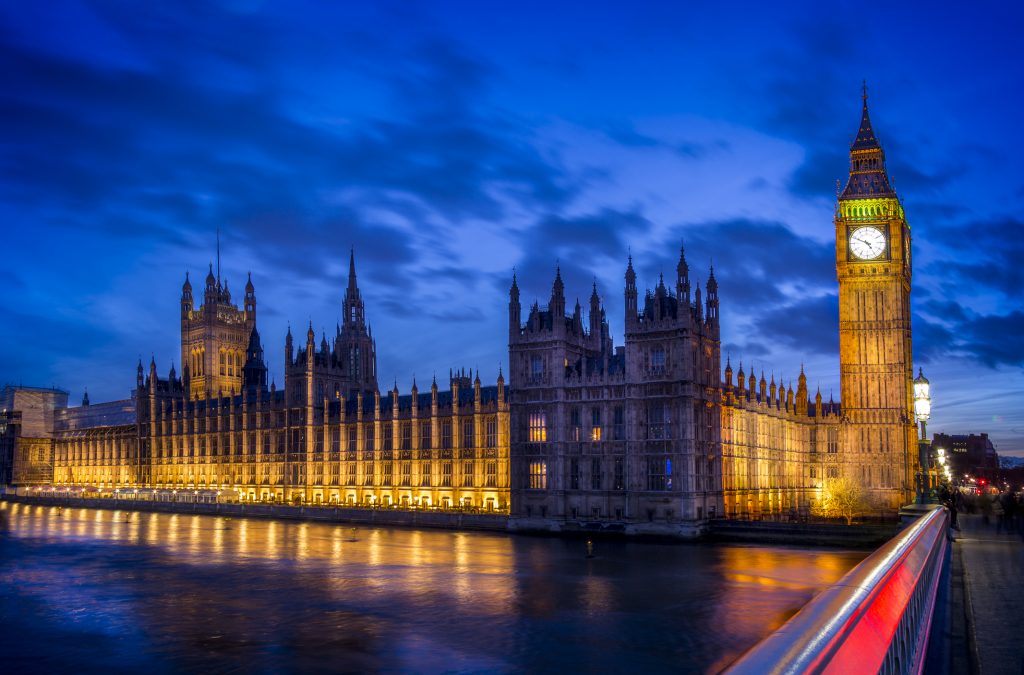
[0,93,918,534]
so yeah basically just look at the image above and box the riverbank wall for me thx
[2,494,899,546]
[0,494,509,532]
[707,518,899,548]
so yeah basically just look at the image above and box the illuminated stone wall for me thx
[50,373,511,512]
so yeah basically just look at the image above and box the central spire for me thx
[840,83,896,201]
[348,247,358,291]
[851,81,880,152]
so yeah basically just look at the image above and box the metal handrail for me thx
[726,504,948,674]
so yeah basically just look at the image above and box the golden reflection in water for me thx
[707,545,866,672]
[145,513,159,547]
[212,517,225,560]
[452,533,472,603]
[266,520,278,559]
[238,518,249,558]
[296,522,309,560]
[167,514,179,548]
[4,504,557,624]
[581,575,613,615]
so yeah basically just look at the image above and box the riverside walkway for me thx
[956,512,1024,675]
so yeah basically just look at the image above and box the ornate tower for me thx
[180,261,255,400]
[335,249,378,396]
[835,86,916,508]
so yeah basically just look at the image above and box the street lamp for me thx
[913,368,932,503]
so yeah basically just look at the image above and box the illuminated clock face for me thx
[849,226,886,260]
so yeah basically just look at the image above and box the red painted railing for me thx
[726,505,949,674]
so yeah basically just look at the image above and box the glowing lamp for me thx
[913,368,931,422]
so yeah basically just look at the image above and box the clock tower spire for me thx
[835,85,916,509]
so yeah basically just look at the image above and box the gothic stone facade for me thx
[17,94,915,527]
[507,255,724,535]
[48,256,511,511]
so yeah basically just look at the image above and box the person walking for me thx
[992,494,1005,534]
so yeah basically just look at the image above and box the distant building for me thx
[932,433,1000,481]
[0,386,69,486]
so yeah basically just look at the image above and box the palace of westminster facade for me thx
[0,94,918,533]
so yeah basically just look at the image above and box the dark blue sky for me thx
[3,1,1023,456]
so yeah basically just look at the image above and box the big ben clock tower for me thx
[835,86,917,508]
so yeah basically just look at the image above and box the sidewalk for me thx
[955,513,1024,675]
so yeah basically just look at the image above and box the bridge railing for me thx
[726,504,949,675]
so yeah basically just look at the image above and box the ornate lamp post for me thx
[913,368,932,503]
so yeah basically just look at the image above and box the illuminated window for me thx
[420,421,432,450]
[528,413,547,442]
[528,461,547,489]
[590,407,602,442]
[485,418,497,447]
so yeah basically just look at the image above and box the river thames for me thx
[0,502,865,673]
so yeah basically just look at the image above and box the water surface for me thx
[0,502,865,672]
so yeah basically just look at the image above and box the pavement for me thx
[954,512,1024,675]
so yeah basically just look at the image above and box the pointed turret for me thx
[204,263,218,305]
[243,325,268,394]
[82,389,90,406]
[509,270,521,335]
[625,255,638,325]
[840,83,896,200]
[589,280,601,337]
[676,241,690,303]
[550,264,566,320]
[244,272,256,321]
[706,264,718,324]
[343,248,365,327]
[181,272,194,318]
[796,365,809,416]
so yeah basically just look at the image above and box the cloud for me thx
[756,294,839,355]
[925,216,1024,298]
[657,218,836,309]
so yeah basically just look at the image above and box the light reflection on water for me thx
[0,502,865,673]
